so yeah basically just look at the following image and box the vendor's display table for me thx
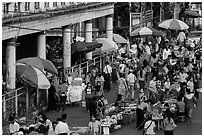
[152,116,164,130]
[101,123,111,135]
[66,82,86,103]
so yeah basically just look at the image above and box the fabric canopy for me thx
[71,42,102,54]
[184,10,201,18]
[97,33,128,44]
[158,18,189,30]
[130,27,162,36]
[17,57,58,75]
[94,38,118,51]
[16,63,50,89]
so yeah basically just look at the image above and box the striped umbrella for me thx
[16,63,51,89]
[158,18,189,30]
[97,33,128,44]
[130,27,162,37]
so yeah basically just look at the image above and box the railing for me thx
[2,87,27,125]
[65,54,107,78]
[2,53,114,126]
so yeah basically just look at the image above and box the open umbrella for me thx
[17,57,58,75]
[158,18,189,30]
[184,10,201,18]
[71,41,102,54]
[94,38,118,51]
[97,34,128,44]
[130,27,162,36]
[16,63,50,89]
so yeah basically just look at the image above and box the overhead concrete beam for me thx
[2,4,114,41]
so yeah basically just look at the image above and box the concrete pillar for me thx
[6,38,16,90]
[85,20,93,60]
[37,31,46,59]
[174,3,181,19]
[106,14,113,41]
[19,2,25,13]
[63,25,72,68]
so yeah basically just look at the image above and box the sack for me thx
[81,100,86,107]
[172,123,177,129]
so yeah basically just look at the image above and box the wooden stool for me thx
[178,116,185,122]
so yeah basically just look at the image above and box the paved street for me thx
[44,82,202,135]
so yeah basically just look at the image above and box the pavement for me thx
[44,81,202,135]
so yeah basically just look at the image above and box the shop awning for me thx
[71,42,102,54]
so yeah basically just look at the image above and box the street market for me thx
[2,2,202,135]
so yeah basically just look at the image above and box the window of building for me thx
[53,2,57,7]
[61,2,65,6]
[34,2,40,9]
[44,2,49,8]
[25,2,30,11]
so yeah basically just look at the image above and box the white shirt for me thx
[144,120,156,135]
[127,73,136,83]
[177,31,186,42]
[145,45,151,55]
[179,73,188,83]
[103,65,112,74]
[55,121,70,135]
[119,48,125,54]
[9,122,20,134]
[163,48,171,60]
[149,80,157,93]
[187,80,194,93]
[45,119,53,131]
[164,81,171,89]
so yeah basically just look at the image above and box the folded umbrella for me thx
[16,63,50,89]
[17,57,58,75]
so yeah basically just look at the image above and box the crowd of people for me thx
[7,28,202,135]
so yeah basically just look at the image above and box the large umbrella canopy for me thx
[130,27,162,36]
[94,38,118,51]
[184,10,201,18]
[17,57,58,75]
[16,63,50,89]
[71,41,102,54]
[97,34,128,44]
[158,18,189,30]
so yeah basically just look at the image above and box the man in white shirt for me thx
[103,61,112,92]
[127,69,137,100]
[144,117,156,135]
[9,116,20,135]
[55,118,70,135]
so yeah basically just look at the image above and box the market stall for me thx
[66,78,86,103]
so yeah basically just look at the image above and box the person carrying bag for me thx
[143,117,156,135]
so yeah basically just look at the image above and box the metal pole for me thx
[3,95,6,120]
[129,2,132,34]
[15,89,18,117]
